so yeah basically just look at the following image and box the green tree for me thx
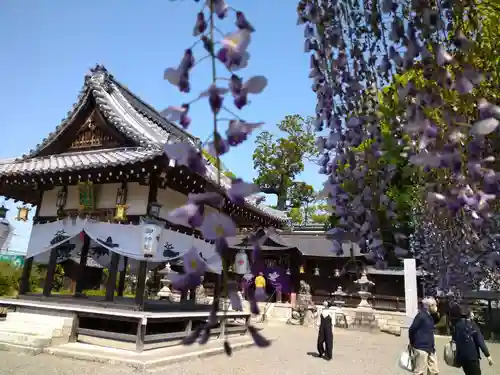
[288,182,315,208]
[287,207,304,225]
[0,262,21,296]
[252,115,317,210]
[310,202,330,225]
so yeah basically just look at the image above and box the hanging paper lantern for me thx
[286,268,291,275]
[141,224,162,258]
[299,265,305,274]
[0,205,8,220]
[114,204,129,222]
[234,249,249,274]
[15,206,31,222]
[314,267,320,276]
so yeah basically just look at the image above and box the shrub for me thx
[0,262,22,296]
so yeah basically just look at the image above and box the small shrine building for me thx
[0,64,288,309]
[228,224,423,310]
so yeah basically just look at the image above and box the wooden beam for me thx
[18,190,43,294]
[117,256,128,297]
[75,233,90,295]
[19,257,33,295]
[43,249,59,297]
[189,288,196,301]
[135,318,146,353]
[105,252,121,301]
[180,289,188,302]
[135,261,148,309]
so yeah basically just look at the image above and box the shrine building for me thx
[0,64,288,309]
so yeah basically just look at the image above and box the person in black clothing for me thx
[450,305,494,375]
[317,300,334,360]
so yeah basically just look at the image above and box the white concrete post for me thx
[403,259,418,327]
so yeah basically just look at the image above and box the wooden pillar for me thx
[19,191,43,295]
[43,249,59,297]
[189,288,196,301]
[19,257,34,295]
[180,289,188,302]
[134,169,158,309]
[117,256,128,297]
[135,261,148,309]
[213,277,221,308]
[105,252,121,301]
[75,233,90,295]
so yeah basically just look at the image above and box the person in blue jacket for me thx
[409,297,441,374]
[450,305,494,375]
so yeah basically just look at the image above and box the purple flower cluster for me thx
[298,0,400,266]
[161,0,270,352]
[298,0,500,293]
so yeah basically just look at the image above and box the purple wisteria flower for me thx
[207,0,228,19]
[235,11,254,32]
[193,12,207,36]
[227,179,260,205]
[229,75,267,109]
[217,29,251,70]
[207,132,230,156]
[163,49,195,93]
[160,104,191,129]
[163,141,206,175]
[199,85,229,114]
[227,120,263,146]
[169,246,208,290]
[166,203,204,228]
[199,212,237,240]
[162,2,271,351]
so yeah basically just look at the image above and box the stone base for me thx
[357,300,373,309]
[350,308,379,331]
[0,311,74,354]
[45,336,259,370]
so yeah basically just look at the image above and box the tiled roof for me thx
[22,65,197,160]
[0,147,159,176]
[1,64,288,222]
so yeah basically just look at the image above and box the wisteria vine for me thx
[161,0,271,353]
[299,0,500,294]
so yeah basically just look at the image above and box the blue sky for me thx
[0,0,322,253]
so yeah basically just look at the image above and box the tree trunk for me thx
[276,194,287,211]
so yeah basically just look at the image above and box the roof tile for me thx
[0,148,159,176]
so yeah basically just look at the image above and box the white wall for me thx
[157,187,188,220]
[156,188,221,226]
[38,182,149,216]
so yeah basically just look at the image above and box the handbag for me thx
[398,345,415,372]
[444,340,460,368]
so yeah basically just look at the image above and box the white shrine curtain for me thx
[33,234,84,265]
[26,220,222,274]
[27,218,86,258]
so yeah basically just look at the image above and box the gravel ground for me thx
[0,325,499,375]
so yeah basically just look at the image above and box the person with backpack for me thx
[450,305,494,375]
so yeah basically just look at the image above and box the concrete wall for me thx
[266,303,406,332]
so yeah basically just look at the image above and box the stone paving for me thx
[0,325,499,375]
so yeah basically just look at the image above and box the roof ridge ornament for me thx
[90,64,108,74]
